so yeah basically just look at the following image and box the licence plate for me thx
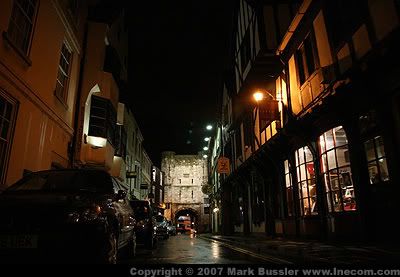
[0,235,38,249]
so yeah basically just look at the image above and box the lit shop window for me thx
[319,126,356,212]
[364,136,389,184]
[295,146,317,216]
[284,160,294,217]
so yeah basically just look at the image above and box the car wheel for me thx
[102,231,118,264]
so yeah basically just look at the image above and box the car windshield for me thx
[6,171,113,193]
[130,202,150,220]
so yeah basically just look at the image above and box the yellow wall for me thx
[288,55,301,115]
[0,0,85,187]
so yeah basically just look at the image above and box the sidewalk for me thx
[199,233,400,265]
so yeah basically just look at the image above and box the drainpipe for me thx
[70,21,89,168]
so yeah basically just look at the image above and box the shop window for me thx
[364,136,389,184]
[295,146,317,216]
[7,0,38,55]
[284,160,294,217]
[88,96,116,146]
[55,42,72,104]
[319,126,356,212]
[0,94,16,184]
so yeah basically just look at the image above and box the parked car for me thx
[129,200,157,249]
[166,220,177,236]
[155,215,169,239]
[0,169,136,264]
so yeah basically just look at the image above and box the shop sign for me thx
[217,157,230,174]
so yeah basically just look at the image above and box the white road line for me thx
[198,236,293,265]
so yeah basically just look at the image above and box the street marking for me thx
[198,236,293,265]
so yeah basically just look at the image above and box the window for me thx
[178,179,181,184]
[296,33,318,85]
[240,31,251,71]
[284,160,294,217]
[319,126,356,212]
[204,198,209,204]
[191,179,193,184]
[7,0,38,54]
[204,206,210,214]
[183,173,189,178]
[67,0,79,22]
[55,42,72,104]
[114,125,127,158]
[295,146,317,216]
[0,94,16,184]
[88,96,116,146]
[364,136,389,184]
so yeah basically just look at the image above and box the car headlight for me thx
[67,204,103,223]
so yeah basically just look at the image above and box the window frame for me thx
[364,135,390,184]
[55,41,73,105]
[319,126,356,213]
[88,95,117,146]
[295,30,319,87]
[284,159,294,217]
[0,92,18,185]
[6,0,39,58]
[295,146,317,216]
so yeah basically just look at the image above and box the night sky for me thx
[128,1,234,166]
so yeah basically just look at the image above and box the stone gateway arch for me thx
[161,152,210,233]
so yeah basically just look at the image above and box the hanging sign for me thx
[217,157,230,174]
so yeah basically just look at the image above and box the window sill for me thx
[2,31,32,66]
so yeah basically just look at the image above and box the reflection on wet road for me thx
[120,233,270,264]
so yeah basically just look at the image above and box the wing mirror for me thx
[116,190,127,200]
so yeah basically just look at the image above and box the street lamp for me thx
[206,125,213,131]
[204,137,210,142]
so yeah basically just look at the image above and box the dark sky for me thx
[128,1,234,167]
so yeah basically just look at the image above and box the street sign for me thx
[126,171,137,178]
[217,157,230,174]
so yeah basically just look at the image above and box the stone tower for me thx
[161,151,210,233]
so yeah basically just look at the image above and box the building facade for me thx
[212,0,400,242]
[0,0,87,189]
[161,151,210,233]
[0,1,154,201]
[151,166,165,214]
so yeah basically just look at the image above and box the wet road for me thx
[120,233,274,264]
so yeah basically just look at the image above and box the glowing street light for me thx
[206,125,213,130]
[204,137,210,142]
[203,154,208,159]
[253,91,265,102]
[203,146,209,151]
